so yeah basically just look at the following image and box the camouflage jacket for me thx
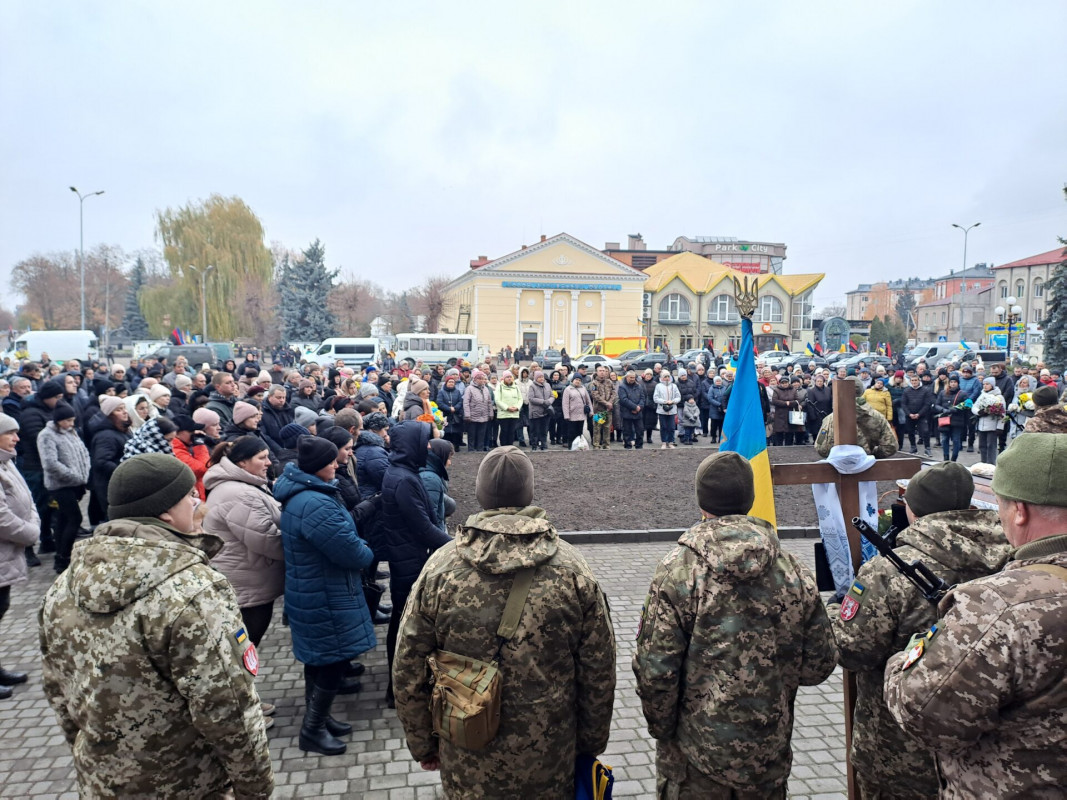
[815,400,899,459]
[39,518,273,800]
[632,516,838,791]
[1023,405,1067,433]
[828,510,1010,796]
[393,506,616,800]
[588,375,618,413]
[885,535,1067,800]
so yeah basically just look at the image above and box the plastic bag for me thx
[571,435,590,451]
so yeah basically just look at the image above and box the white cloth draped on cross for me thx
[812,445,879,598]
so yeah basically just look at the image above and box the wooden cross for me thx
[770,378,922,799]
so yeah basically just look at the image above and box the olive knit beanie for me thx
[905,461,974,517]
[476,445,534,510]
[992,433,1067,508]
[107,453,195,520]
[695,451,755,517]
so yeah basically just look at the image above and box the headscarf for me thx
[121,419,174,462]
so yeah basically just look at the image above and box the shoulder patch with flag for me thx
[839,580,865,621]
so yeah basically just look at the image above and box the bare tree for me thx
[410,275,453,333]
[816,303,847,319]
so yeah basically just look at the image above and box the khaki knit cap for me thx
[695,451,755,517]
[476,445,534,510]
[992,433,1067,508]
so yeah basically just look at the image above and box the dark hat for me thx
[905,462,974,518]
[363,412,392,432]
[52,401,76,423]
[108,453,196,520]
[428,438,454,462]
[695,451,754,516]
[320,426,353,449]
[476,445,534,510]
[1033,384,1060,408]
[298,435,337,474]
[38,380,65,401]
[172,414,205,433]
[278,422,310,449]
[992,433,1067,508]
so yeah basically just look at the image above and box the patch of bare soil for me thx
[446,444,901,532]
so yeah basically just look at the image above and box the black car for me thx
[625,352,673,372]
[148,344,218,370]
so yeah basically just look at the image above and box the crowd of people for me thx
[0,343,1065,797]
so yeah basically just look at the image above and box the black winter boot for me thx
[299,684,347,755]
[304,679,352,737]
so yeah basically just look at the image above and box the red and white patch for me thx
[901,639,924,671]
[840,595,860,621]
[242,644,260,676]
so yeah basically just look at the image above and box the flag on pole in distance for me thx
[959,341,971,350]
[886,342,893,359]
[839,343,846,353]
[805,342,816,357]
[719,317,777,527]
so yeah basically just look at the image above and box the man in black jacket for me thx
[17,379,65,563]
[618,371,645,450]
[901,374,934,456]
[259,386,292,457]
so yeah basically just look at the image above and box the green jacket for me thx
[493,382,523,419]
[39,518,273,799]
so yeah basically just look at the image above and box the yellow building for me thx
[440,233,645,354]
[643,252,824,353]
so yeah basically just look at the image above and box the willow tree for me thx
[140,195,273,340]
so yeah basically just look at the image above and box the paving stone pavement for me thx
[0,540,847,799]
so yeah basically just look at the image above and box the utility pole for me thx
[187,264,217,342]
[70,186,105,331]
[951,222,981,341]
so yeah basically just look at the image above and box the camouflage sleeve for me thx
[632,557,689,740]
[38,595,79,746]
[168,585,274,799]
[574,580,617,756]
[815,415,833,458]
[393,571,439,761]
[795,558,839,685]
[883,582,1014,753]
[872,417,899,458]
[829,558,903,672]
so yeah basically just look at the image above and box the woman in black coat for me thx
[640,371,658,445]
[806,374,833,444]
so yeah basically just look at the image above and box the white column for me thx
[543,290,552,350]
[516,290,523,351]
[571,290,580,353]
[473,285,480,344]
[600,291,607,337]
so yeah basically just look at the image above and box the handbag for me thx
[575,754,614,800]
[427,567,536,750]
[789,410,806,426]
[938,391,962,428]
[361,574,384,617]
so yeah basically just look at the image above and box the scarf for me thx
[121,419,174,462]
[811,444,879,598]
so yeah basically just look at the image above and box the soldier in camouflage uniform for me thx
[588,364,618,449]
[885,433,1067,799]
[393,445,616,799]
[1022,384,1067,433]
[829,462,1011,800]
[633,451,838,799]
[816,377,899,459]
[39,453,273,799]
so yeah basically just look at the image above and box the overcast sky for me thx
[2,1,1065,313]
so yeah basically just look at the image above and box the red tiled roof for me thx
[993,247,1067,270]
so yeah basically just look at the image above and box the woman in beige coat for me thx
[0,413,40,699]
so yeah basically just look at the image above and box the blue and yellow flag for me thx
[720,317,777,527]
[805,342,816,357]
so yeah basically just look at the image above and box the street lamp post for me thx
[186,264,217,342]
[951,222,980,341]
[994,296,1023,360]
[70,186,105,331]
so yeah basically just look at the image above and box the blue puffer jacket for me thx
[274,462,375,666]
[419,451,450,532]
[380,421,452,596]
[354,430,389,501]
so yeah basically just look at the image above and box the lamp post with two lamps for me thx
[994,296,1023,360]
[186,264,217,342]
[951,222,980,340]
[70,186,105,331]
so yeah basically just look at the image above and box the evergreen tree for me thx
[122,256,150,339]
[1040,187,1067,366]
[869,316,887,352]
[279,239,338,342]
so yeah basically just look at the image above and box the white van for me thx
[904,341,978,369]
[11,330,99,364]
[309,338,380,369]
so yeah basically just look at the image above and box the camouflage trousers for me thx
[856,774,938,800]
[656,743,786,800]
[592,418,611,448]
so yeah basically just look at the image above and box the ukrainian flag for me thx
[805,342,816,357]
[720,317,777,527]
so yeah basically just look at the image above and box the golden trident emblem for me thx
[732,275,760,319]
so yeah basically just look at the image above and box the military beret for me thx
[992,433,1067,508]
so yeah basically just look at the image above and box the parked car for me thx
[836,354,894,375]
[569,353,622,372]
[616,349,648,365]
[758,351,792,367]
[778,355,829,372]
[625,352,672,373]
[825,351,852,366]
[531,349,562,369]
[148,344,218,370]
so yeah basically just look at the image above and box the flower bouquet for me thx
[1009,392,1035,413]
[417,399,447,431]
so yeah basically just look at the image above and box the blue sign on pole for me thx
[937,335,947,342]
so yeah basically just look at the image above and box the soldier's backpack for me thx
[426,567,536,750]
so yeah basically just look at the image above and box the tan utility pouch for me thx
[427,567,536,750]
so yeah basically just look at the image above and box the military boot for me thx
[304,678,352,737]
[299,684,347,755]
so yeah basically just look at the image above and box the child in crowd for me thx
[680,396,701,445]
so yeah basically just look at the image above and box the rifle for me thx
[851,517,950,606]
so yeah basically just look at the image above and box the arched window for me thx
[756,295,783,323]
[707,294,739,323]
[998,281,1008,299]
[1015,280,1026,299]
[1034,279,1044,298]
[657,293,691,323]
